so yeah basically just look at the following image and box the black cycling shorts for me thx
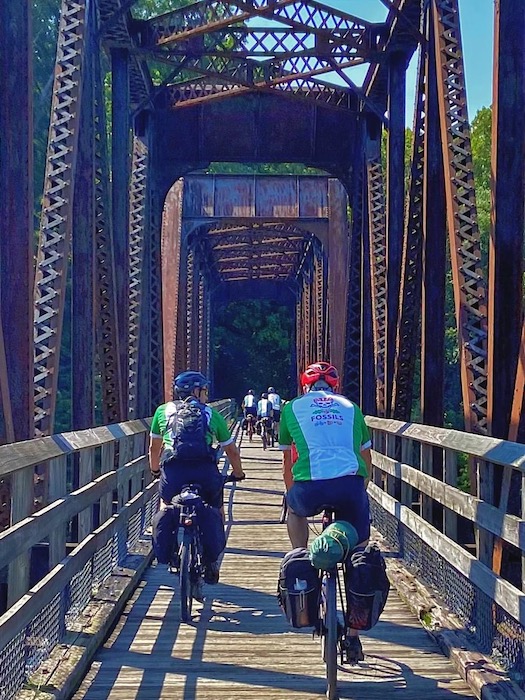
[286,475,370,543]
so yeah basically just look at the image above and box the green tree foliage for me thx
[212,301,294,404]
[470,106,492,259]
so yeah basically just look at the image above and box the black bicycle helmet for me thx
[173,370,210,398]
[268,386,275,393]
[261,392,268,399]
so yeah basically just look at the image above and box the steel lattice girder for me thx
[93,45,124,425]
[97,0,423,115]
[196,224,313,281]
[432,0,488,434]
[367,154,387,418]
[128,136,148,418]
[33,0,87,437]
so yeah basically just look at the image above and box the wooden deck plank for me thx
[73,436,474,699]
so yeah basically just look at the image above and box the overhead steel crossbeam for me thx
[163,77,354,110]
[191,222,314,282]
[130,0,395,110]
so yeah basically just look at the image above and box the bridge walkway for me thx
[73,436,474,699]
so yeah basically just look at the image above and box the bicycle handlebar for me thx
[224,472,246,484]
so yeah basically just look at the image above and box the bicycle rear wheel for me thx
[179,540,193,622]
[321,572,338,699]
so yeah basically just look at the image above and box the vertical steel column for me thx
[33,0,87,436]
[128,136,148,418]
[344,149,364,401]
[148,189,165,408]
[314,250,325,362]
[360,151,375,415]
[432,0,488,434]
[72,4,95,430]
[386,52,407,415]
[366,135,387,417]
[111,47,130,416]
[421,13,446,427]
[488,0,525,440]
[186,247,195,368]
[0,0,33,444]
[393,41,425,421]
[93,46,123,424]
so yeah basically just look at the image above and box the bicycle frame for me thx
[175,487,204,622]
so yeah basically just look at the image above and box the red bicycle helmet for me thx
[301,361,339,389]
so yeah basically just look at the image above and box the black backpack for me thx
[166,400,216,463]
[344,544,390,631]
[277,548,321,628]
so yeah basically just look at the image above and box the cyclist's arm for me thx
[149,435,163,474]
[282,448,293,491]
[361,446,372,488]
[224,442,245,479]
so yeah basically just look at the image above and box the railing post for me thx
[420,443,433,523]
[78,449,94,541]
[7,467,34,605]
[443,448,458,542]
[48,455,68,567]
[100,442,116,524]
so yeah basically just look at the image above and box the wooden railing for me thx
[366,416,525,684]
[0,399,237,699]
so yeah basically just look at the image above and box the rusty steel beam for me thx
[145,1,378,48]
[164,79,354,112]
[93,47,124,424]
[128,136,148,418]
[385,51,407,415]
[392,40,425,422]
[343,154,364,401]
[432,0,488,434]
[111,47,131,416]
[0,0,33,445]
[72,14,95,431]
[488,0,525,440]
[148,190,165,408]
[161,182,184,399]
[421,11,446,429]
[367,150,388,417]
[33,0,87,437]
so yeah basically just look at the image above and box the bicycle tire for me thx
[179,540,193,622]
[261,429,267,450]
[322,572,339,700]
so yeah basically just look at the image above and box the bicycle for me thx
[172,472,244,622]
[245,413,255,442]
[260,416,274,449]
[317,509,363,700]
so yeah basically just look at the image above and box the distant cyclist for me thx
[267,386,282,426]
[278,361,371,660]
[241,389,257,424]
[149,370,245,587]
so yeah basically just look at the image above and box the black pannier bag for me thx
[344,543,390,631]
[277,548,321,628]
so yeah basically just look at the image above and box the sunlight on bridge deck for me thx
[73,436,474,699]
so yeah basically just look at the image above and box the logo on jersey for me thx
[310,397,336,408]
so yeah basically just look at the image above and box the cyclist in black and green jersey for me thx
[149,370,244,585]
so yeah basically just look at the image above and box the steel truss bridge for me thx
[0,0,525,698]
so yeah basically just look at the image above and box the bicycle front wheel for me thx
[179,541,193,622]
[322,572,338,700]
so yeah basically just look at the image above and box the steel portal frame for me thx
[0,0,524,532]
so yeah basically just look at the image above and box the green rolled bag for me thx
[309,520,359,570]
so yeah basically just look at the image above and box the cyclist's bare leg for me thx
[287,508,309,548]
